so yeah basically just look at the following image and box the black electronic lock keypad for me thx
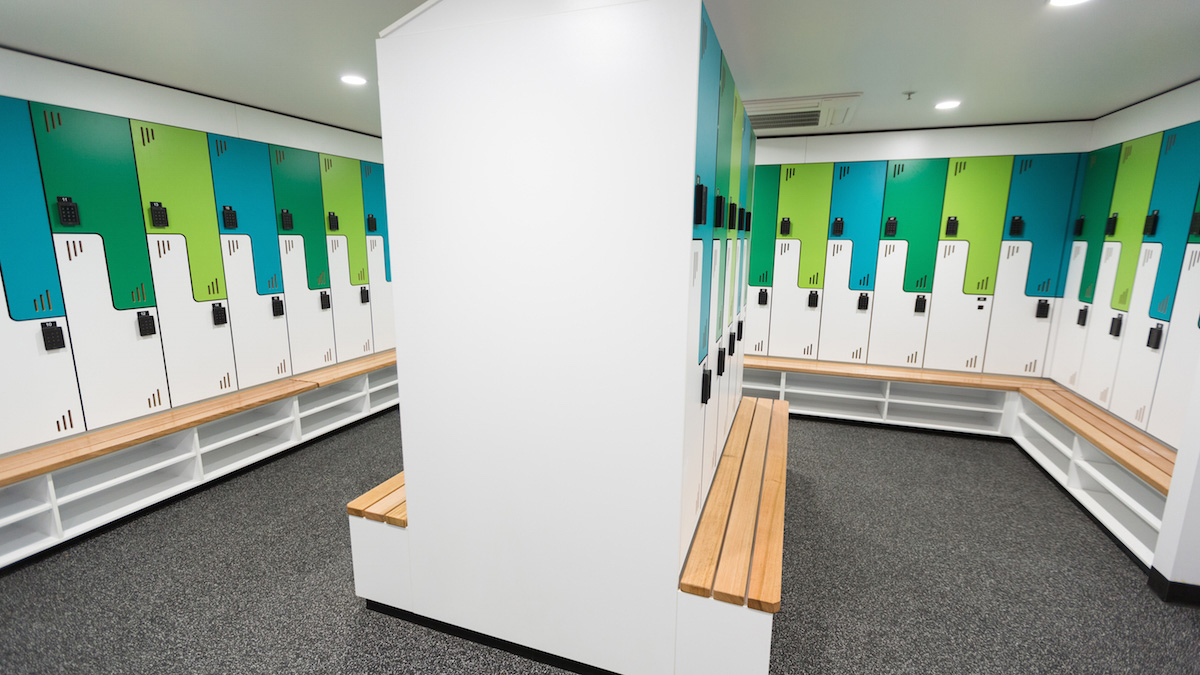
[714,195,726,229]
[212,303,227,326]
[1036,299,1051,318]
[1074,217,1085,237]
[1109,315,1123,337]
[758,288,769,306]
[831,217,844,237]
[1010,216,1025,237]
[320,291,331,310]
[745,212,752,233]
[272,296,284,317]
[1192,213,1200,237]
[1077,306,1088,326]
[57,196,80,226]
[222,206,238,230]
[945,216,959,237]
[808,290,819,308]
[1147,323,1164,350]
[728,332,736,357]
[780,217,791,236]
[1144,210,1159,236]
[280,209,294,230]
[701,368,712,404]
[914,295,927,313]
[728,202,738,232]
[737,208,745,232]
[857,293,869,310]
[361,287,370,304]
[367,214,378,232]
[884,217,897,237]
[137,311,156,336]
[1105,214,1118,236]
[694,183,708,225]
[149,202,169,228]
[717,347,726,376]
[328,212,340,231]
[737,320,743,341]
[41,321,65,351]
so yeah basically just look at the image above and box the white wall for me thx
[0,47,382,162]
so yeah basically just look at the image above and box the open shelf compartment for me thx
[197,400,294,453]
[889,382,1006,412]
[0,476,52,529]
[783,372,886,401]
[298,377,367,417]
[52,430,195,505]
[58,459,197,536]
[201,423,295,480]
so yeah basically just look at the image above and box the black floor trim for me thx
[1148,567,1200,605]
[365,600,620,675]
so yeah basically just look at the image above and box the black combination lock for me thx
[780,217,791,236]
[1036,299,1050,318]
[57,197,80,226]
[1010,216,1025,238]
[945,216,959,237]
[367,214,378,232]
[857,293,869,311]
[328,211,339,231]
[222,206,238,230]
[272,296,285,317]
[42,322,65,350]
[360,287,370,304]
[1144,210,1159,237]
[694,183,707,226]
[149,202,169,228]
[914,295,927,314]
[758,289,769,306]
[137,311,157,336]
[831,217,844,237]
[281,209,294,230]
[884,217,897,238]
[320,291,331,310]
[212,303,227,326]
[808,290,819,308]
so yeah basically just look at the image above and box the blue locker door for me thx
[829,161,887,291]
[693,6,721,365]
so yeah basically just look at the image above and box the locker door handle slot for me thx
[328,211,340,231]
[149,202,169,228]
[1036,299,1050,318]
[1010,216,1025,237]
[808,291,819,308]
[701,369,712,404]
[831,217,844,237]
[57,196,80,226]
[1147,324,1164,350]
[137,311,157,336]
[41,322,65,350]
[884,217,897,237]
[367,214,377,232]
[737,320,743,341]
[914,295,926,313]
[694,183,707,226]
[360,287,370,304]
[1074,217,1085,237]
[320,291,331,310]
[717,347,726,377]
[714,195,726,229]
[1105,214,1118,236]
[212,303,227,326]
[758,289,769,306]
[1144,210,1159,236]
[945,216,958,237]
[729,333,736,357]
[780,217,791,236]
[1109,315,1123,337]
[222,206,238,230]
[1077,306,1088,326]
[272,296,284,317]
[280,209,294,230]
[857,293,869,311]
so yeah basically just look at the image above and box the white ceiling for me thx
[0,0,1198,138]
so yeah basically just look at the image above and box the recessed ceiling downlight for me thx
[935,100,961,110]
[1049,0,1091,6]
[340,75,367,86]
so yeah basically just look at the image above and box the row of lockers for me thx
[743,120,1200,449]
[0,95,394,457]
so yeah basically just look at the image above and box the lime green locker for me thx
[320,153,375,360]
[767,164,833,360]
[31,103,171,428]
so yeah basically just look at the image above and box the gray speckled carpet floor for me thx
[1,411,1198,674]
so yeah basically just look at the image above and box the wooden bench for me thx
[681,396,789,613]
[745,355,1059,391]
[347,471,408,527]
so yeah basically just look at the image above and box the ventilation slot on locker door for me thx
[714,195,726,229]
[149,202,169,228]
[758,289,769,306]
[1144,211,1159,236]
[1105,214,1118,236]
[857,293,869,311]
[272,296,284,317]
[808,291,819,308]
[945,216,959,237]
[1036,299,1050,318]
[717,347,726,376]
[137,311,156,336]
[1109,315,1123,337]
[701,369,712,404]
[832,217,844,237]
[737,320,743,341]
[280,209,294,230]
[693,183,708,225]
[328,212,339,231]
[1010,216,1025,237]
[320,291,331,310]
[41,322,65,350]
[57,196,80,226]
[1147,323,1164,349]
[780,217,791,236]
[222,206,238,230]
[1074,217,1085,237]
[914,295,926,314]
[884,217,897,237]
[1077,306,1088,326]
[360,287,370,304]
[367,214,377,232]
[212,303,227,326]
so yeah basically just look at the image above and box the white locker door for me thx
[1148,244,1200,448]
[707,244,726,462]
[1075,242,1125,406]
[220,234,292,388]
[768,240,821,359]
[367,236,396,352]
[817,240,872,364]
[680,240,707,564]
[1110,244,1167,428]
[53,233,170,428]
[923,240,993,372]
[0,271,85,457]
[1048,242,1090,388]
[279,235,336,374]
[328,235,374,361]
[867,240,930,368]
[984,241,1055,376]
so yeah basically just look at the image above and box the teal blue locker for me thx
[829,161,887,291]
[1004,154,1081,297]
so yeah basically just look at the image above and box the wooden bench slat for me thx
[745,355,1057,391]
[1042,390,1176,466]
[712,399,775,605]
[383,501,408,527]
[679,397,757,598]
[292,349,396,387]
[347,471,406,517]
[364,483,407,522]
[747,399,789,613]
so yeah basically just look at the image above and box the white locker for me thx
[768,240,821,359]
[923,240,993,372]
[984,242,1056,376]
[220,234,292,388]
[817,240,872,364]
[1047,242,1091,388]
[279,235,336,373]
[1148,244,1200,448]
[328,235,374,361]
[867,240,930,368]
[367,236,396,352]
[1075,242,1125,405]
[680,240,707,562]
[1110,244,1168,427]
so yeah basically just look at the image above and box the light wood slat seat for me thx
[745,355,1059,391]
[292,350,397,387]
[347,471,408,527]
[680,396,789,613]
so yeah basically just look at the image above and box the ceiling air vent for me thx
[744,93,861,137]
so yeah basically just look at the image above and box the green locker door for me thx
[131,121,226,301]
[31,104,155,308]
[749,165,780,287]
[880,158,948,292]
[939,156,1014,294]
[776,164,834,288]
[1074,145,1122,303]
[270,145,329,290]
[319,154,368,286]
[1107,133,1163,311]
